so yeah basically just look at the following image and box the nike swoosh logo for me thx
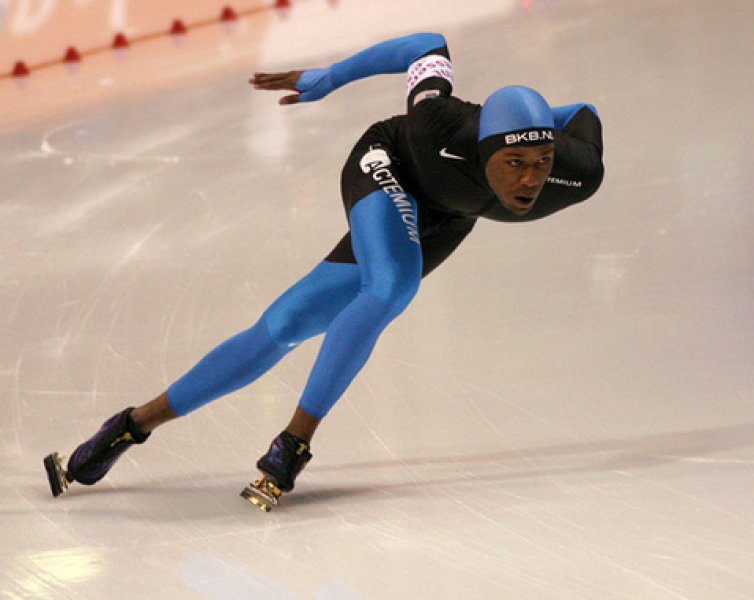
[439,147,466,161]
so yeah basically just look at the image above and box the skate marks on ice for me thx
[282,422,754,509]
[7,114,183,167]
[36,117,182,166]
[36,421,754,512]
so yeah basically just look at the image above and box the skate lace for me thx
[110,432,134,448]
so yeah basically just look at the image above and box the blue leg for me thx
[167,261,361,416]
[298,190,423,419]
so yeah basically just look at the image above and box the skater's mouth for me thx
[504,195,536,215]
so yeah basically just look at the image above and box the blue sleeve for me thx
[295,33,447,102]
[551,103,599,131]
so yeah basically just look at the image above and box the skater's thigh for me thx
[263,260,361,346]
[348,190,422,306]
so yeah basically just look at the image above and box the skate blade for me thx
[240,477,281,512]
[43,452,71,498]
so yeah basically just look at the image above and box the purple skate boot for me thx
[44,407,150,497]
[240,431,312,512]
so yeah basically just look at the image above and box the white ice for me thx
[2,0,754,598]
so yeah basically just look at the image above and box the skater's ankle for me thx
[283,428,311,444]
[284,407,321,443]
[129,412,150,436]
[130,392,177,434]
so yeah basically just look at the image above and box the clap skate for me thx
[240,430,312,512]
[43,452,73,497]
[240,475,284,512]
[43,407,150,497]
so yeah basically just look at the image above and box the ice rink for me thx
[2,0,754,598]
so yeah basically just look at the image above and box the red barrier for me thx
[170,20,189,35]
[221,6,239,21]
[3,1,303,79]
[112,33,130,49]
[12,61,30,77]
[64,47,82,63]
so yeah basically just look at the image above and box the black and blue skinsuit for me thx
[167,33,605,420]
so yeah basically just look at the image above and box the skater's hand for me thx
[250,68,335,104]
[250,71,304,105]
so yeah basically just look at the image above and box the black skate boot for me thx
[240,431,312,512]
[43,407,150,497]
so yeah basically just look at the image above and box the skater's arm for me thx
[552,103,603,154]
[250,32,452,105]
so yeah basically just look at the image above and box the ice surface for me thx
[2,0,754,598]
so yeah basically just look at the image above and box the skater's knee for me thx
[362,266,420,313]
[264,262,361,347]
[265,312,318,348]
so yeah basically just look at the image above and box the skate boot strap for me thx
[65,407,150,485]
[256,431,313,493]
[124,408,150,444]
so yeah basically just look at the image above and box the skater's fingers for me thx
[249,72,283,88]
[250,71,303,92]
[251,71,291,83]
[279,94,301,106]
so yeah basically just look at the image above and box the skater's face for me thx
[485,144,555,216]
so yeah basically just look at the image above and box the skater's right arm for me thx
[250,32,452,106]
